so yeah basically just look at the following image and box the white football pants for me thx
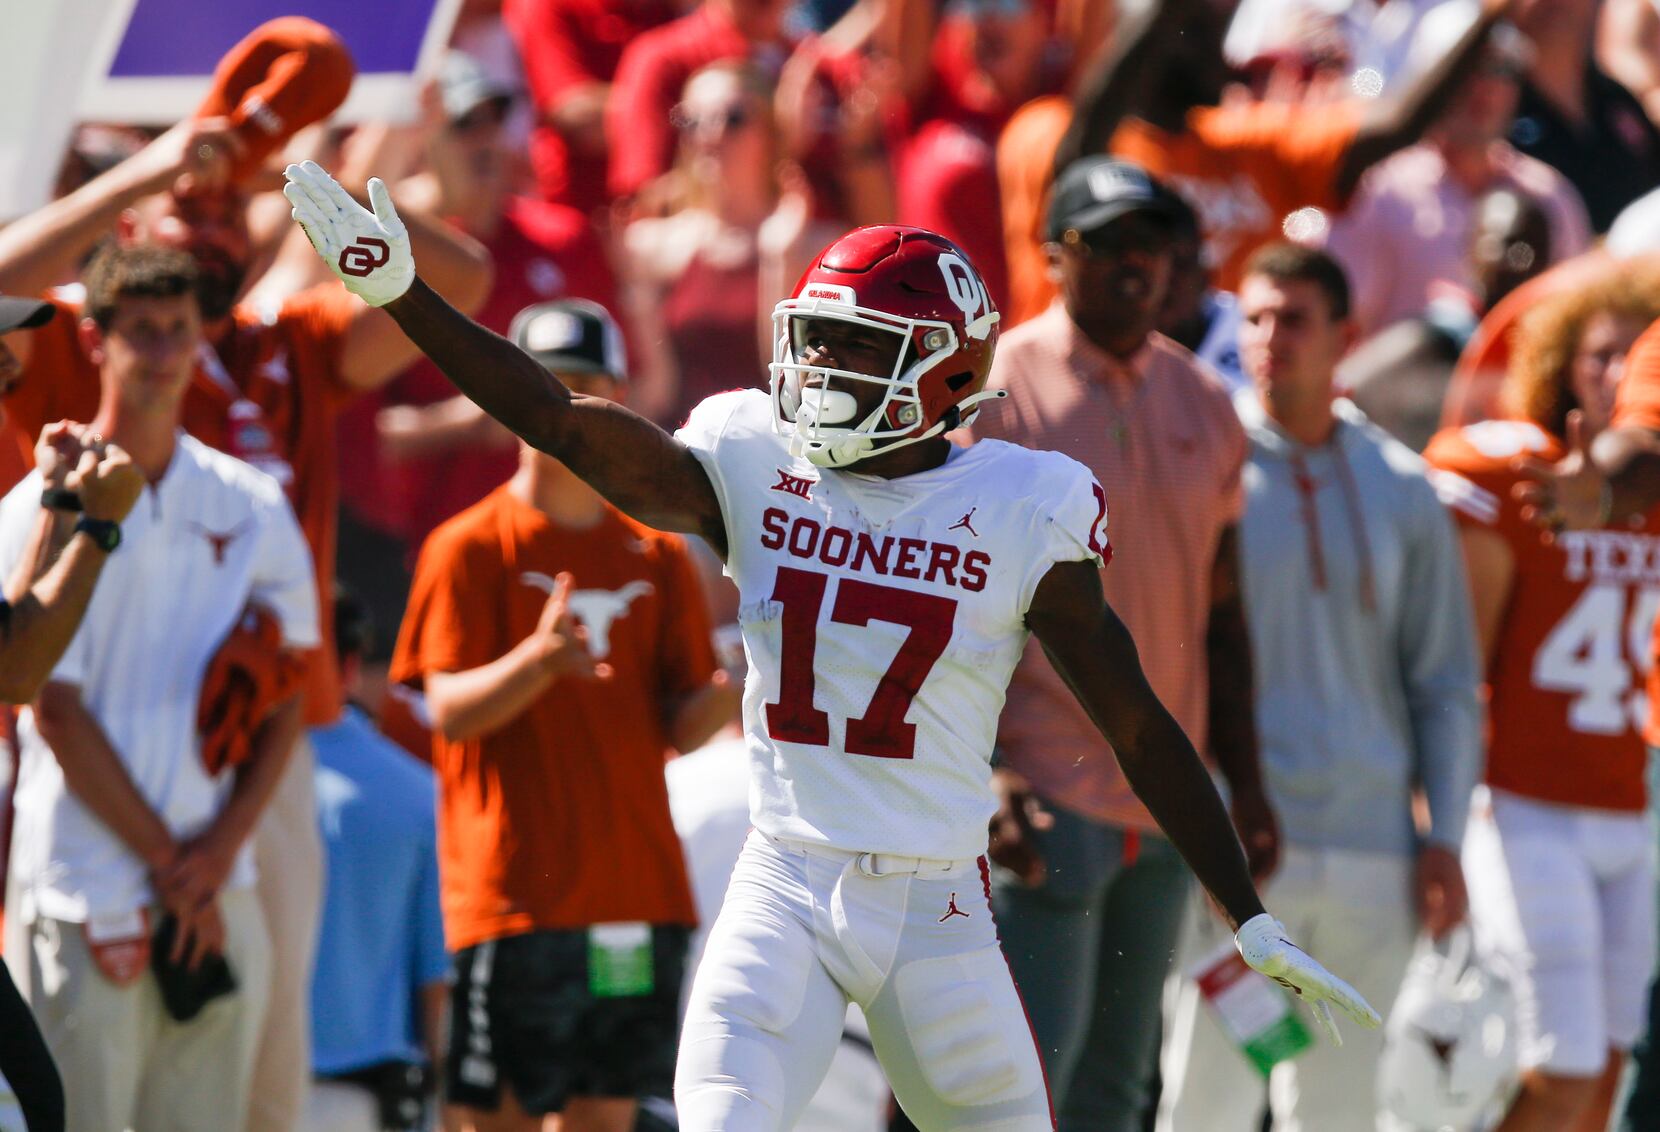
[675,830,1053,1132]
[1464,788,1656,1075]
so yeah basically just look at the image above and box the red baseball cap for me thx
[194,17,356,185]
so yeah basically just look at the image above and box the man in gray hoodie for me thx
[1157,243,1483,1132]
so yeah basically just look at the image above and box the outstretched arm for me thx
[282,161,727,554]
[1027,558,1381,1039]
[1026,558,1262,927]
[1051,0,1181,178]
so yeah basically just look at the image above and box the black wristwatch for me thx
[73,516,121,553]
[40,487,83,512]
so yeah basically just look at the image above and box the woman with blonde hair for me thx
[1422,266,1660,1132]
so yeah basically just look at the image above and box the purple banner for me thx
[109,0,443,77]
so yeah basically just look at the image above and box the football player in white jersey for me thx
[281,161,1380,1132]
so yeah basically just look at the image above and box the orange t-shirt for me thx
[390,488,713,950]
[2,284,358,725]
[1424,420,1658,811]
[997,98,1362,321]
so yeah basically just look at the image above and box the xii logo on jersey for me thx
[771,469,815,501]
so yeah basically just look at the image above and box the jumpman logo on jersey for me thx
[189,520,251,565]
[938,893,971,922]
[948,508,979,538]
[519,575,653,659]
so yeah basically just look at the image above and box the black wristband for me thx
[40,488,83,513]
[73,517,121,553]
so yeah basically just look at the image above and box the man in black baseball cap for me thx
[0,296,54,428]
[1045,156,1180,359]
[509,299,628,386]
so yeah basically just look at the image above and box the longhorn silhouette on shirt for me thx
[518,575,653,659]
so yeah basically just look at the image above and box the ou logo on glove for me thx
[338,237,390,278]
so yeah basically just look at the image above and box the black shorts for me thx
[446,925,689,1114]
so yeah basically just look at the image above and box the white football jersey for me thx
[677,390,1110,859]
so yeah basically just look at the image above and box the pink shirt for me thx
[1323,142,1592,339]
[968,304,1245,829]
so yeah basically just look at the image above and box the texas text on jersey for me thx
[678,389,1110,862]
[1425,419,1660,811]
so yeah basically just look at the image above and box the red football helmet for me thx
[770,225,1002,468]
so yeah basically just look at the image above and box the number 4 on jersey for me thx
[1533,582,1660,734]
[765,566,957,759]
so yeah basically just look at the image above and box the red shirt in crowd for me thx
[605,4,786,199]
[505,0,676,214]
[340,196,622,551]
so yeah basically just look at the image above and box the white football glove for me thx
[1236,913,1382,1044]
[281,160,414,307]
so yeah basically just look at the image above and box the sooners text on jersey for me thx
[678,390,1109,858]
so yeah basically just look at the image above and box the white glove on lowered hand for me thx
[282,160,414,307]
[1236,913,1382,1044]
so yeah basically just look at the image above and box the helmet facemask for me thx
[769,298,999,469]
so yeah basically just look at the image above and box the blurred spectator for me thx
[1227,2,1359,107]
[1226,0,1443,96]
[505,0,678,215]
[1424,267,1660,1132]
[623,61,832,426]
[0,347,144,1132]
[0,245,318,1132]
[606,0,792,201]
[996,0,1515,326]
[968,158,1276,1132]
[1159,244,1480,1131]
[304,590,450,1132]
[389,301,736,1132]
[1343,184,1555,450]
[0,109,488,1132]
[1598,0,1660,127]
[1508,0,1660,231]
[1154,185,1245,393]
[886,0,1064,310]
[0,303,144,709]
[1323,5,1590,341]
[334,50,623,644]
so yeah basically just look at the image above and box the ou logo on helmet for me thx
[937,253,995,341]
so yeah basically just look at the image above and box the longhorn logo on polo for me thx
[519,575,654,658]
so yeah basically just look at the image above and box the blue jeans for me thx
[991,803,1191,1132]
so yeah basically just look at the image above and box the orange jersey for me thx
[390,487,715,950]
[2,284,358,725]
[1612,318,1660,749]
[1424,421,1658,811]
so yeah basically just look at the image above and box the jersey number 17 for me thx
[764,566,958,760]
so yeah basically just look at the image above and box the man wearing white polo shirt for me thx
[0,244,318,1132]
